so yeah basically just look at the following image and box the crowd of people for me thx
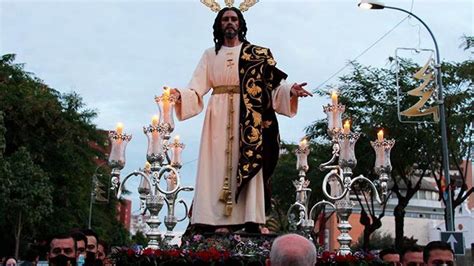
[379,241,455,266]
[1,231,457,266]
[2,229,110,266]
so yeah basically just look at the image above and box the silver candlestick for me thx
[288,91,395,255]
[108,89,193,249]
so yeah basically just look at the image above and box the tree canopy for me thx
[0,54,130,258]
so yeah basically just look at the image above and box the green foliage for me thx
[0,54,129,256]
[0,112,5,155]
[132,231,150,247]
[352,231,395,251]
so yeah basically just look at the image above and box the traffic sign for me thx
[440,231,465,255]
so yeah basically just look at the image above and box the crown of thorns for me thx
[200,0,259,12]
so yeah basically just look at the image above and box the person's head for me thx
[48,233,76,266]
[423,241,454,266]
[267,233,317,266]
[97,240,107,261]
[401,245,423,266]
[4,256,17,266]
[81,229,99,254]
[70,230,88,258]
[212,7,248,53]
[379,248,400,265]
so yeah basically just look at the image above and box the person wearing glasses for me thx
[401,245,424,266]
[423,241,455,266]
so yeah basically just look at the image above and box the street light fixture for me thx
[357,0,454,232]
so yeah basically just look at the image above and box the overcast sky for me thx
[1,0,472,234]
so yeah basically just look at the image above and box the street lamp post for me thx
[358,0,454,231]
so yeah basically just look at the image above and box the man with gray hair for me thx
[267,233,317,266]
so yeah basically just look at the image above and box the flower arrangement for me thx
[317,250,383,265]
[111,234,384,265]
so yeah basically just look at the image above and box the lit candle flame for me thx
[174,135,180,144]
[116,122,124,135]
[377,129,384,141]
[299,138,308,149]
[145,161,151,171]
[343,120,350,134]
[164,87,170,99]
[152,115,159,126]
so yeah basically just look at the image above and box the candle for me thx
[144,162,151,172]
[331,91,338,106]
[171,139,182,165]
[167,172,177,191]
[377,129,384,141]
[152,115,159,126]
[163,87,171,123]
[299,138,308,149]
[343,120,350,134]
[151,128,160,155]
[116,122,124,135]
[296,138,309,170]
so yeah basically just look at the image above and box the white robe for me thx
[175,43,298,226]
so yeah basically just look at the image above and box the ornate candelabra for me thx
[108,87,193,249]
[288,91,395,255]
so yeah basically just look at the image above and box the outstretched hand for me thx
[290,82,312,97]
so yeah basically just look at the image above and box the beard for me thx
[223,27,238,40]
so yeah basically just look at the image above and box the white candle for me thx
[163,87,171,124]
[331,91,338,106]
[171,140,182,165]
[296,138,309,170]
[167,172,177,191]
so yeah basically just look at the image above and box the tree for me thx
[430,58,474,227]
[0,54,129,257]
[305,57,472,249]
[352,231,394,251]
[353,188,390,251]
[0,148,53,258]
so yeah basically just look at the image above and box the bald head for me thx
[269,234,317,266]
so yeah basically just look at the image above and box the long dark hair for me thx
[213,7,248,54]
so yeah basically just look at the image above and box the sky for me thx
[1,0,472,234]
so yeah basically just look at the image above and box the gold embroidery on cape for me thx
[237,44,275,186]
